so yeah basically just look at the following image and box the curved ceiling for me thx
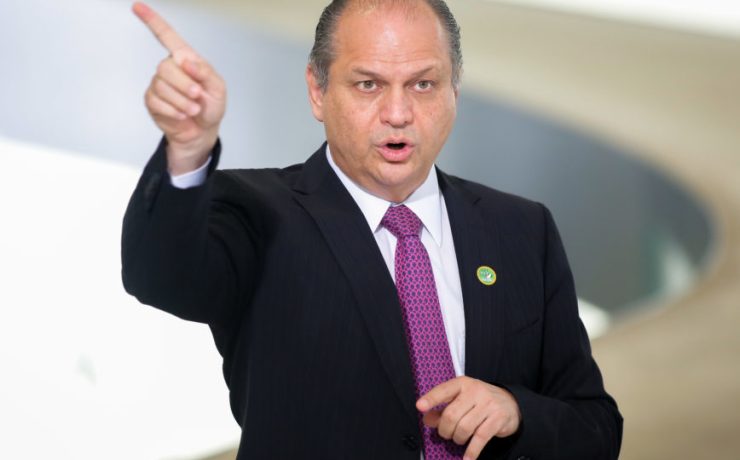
[489,0,740,38]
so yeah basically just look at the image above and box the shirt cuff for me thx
[169,156,212,189]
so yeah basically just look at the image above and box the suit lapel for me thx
[290,148,506,416]
[292,145,418,421]
[438,170,506,384]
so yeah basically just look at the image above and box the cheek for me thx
[418,103,451,141]
[429,99,456,137]
[336,107,377,146]
[325,110,377,166]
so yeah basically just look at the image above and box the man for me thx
[122,1,622,459]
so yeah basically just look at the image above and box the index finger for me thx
[132,2,191,54]
[417,377,464,412]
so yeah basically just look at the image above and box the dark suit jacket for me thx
[122,140,622,459]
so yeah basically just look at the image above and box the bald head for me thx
[308,0,462,91]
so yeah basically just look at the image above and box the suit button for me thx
[402,435,419,451]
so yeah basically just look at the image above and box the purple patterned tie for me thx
[382,205,464,459]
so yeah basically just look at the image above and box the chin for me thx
[375,164,412,183]
[372,169,423,200]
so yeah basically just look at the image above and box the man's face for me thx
[307,1,458,202]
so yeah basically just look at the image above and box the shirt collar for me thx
[326,144,444,247]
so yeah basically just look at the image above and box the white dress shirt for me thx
[325,147,466,376]
[171,148,467,375]
[169,156,212,189]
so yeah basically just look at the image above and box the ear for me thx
[306,64,325,122]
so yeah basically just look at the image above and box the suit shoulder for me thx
[442,172,555,263]
[443,172,545,219]
[211,162,305,198]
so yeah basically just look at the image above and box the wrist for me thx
[166,132,218,176]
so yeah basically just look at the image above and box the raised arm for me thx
[122,4,254,327]
[133,2,226,175]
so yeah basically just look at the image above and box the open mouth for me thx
[377,140,413,161]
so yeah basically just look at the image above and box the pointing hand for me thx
[133,2,227,175]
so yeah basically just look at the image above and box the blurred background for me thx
[1,0,738,458]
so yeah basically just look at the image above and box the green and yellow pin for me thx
[476,266,497,286]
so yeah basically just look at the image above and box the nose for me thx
[379,86,413,128]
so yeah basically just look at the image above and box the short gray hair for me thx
[308,0,463,91]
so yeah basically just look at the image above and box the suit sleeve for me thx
[501,205,623,460]
[121,138,259,327]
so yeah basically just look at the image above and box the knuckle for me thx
[148,79,160,96]
[472,430,490,445]
[152,78,166,94]
[473,425,495,445]
[149,98,165,114]
[453,427,471,445]
[150,97,173,116]
[482,417,502,438]
[440,409,458,426]
[443,404,460,419]
[156,60,169,75]
[457,417,475,435]
[144,90,157,107]
[436,420,452,438]
[173,49,194,62]
[474,382,488,396]
[205,66,217,82]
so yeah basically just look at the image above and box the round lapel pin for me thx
[476,266,497,286]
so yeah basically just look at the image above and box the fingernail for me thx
[417,399,428,411]
[188,104,200,116]
[189,85,201,97]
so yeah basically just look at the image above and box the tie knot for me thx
[382,205,422,238]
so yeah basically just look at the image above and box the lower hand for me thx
[417,376,521,460]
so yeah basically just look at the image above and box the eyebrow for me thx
[349,65,438,81]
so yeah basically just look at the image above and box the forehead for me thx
[332,0,450,72]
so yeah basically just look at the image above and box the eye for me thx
[356,80,378,92]
[414,80,433,92]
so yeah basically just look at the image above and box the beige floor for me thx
[168,1,740,458]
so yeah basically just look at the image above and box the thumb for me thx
[182,59,203,80]
[181,59,224,97]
